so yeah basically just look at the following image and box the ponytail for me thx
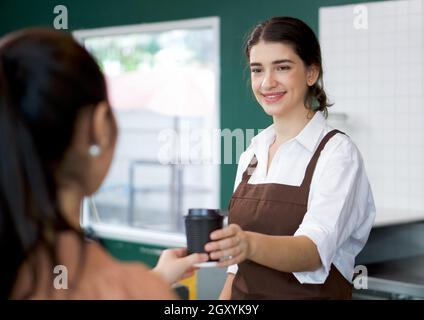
[305,78,333,118]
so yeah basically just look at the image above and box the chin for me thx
[261,103,288,117]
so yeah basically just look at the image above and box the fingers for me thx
[206,224,242,253]
[205,235,240,252]
[210,224,240,240]
[180,270,195,280]
[217,254,243,268]
[159,248,207,268]
[182,252,209,266]
[167,247,187,258]
[203,224,249,268]
[210,245,242,261]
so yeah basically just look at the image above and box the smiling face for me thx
[249,41,318,118]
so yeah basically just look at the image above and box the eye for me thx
[250,68,263,74]
[276,65,290,71]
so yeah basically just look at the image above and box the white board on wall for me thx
[319,0,424,226]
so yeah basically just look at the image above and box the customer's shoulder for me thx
[116,262,177,299]
[11,232,176,300]
[81,242,177,299]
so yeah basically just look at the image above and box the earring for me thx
[88,144,102,157]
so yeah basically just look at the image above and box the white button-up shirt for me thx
[227,111,376,284]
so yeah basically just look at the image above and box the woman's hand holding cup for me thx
[152,248,208,284]
[204,224,251,268]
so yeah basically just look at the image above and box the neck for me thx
[272,106,315,146]
[57,181,84,230]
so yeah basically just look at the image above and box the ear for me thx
[91,101,113,148]
[306,64,320,87]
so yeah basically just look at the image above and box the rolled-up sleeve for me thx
[293,138,374,284]
[227,264,238,274]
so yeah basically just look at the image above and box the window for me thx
[75,17,220,236]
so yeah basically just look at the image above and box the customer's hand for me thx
[152,248,208,284]
[204,224,251,267]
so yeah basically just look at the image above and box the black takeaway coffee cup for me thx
[184,208,224,261]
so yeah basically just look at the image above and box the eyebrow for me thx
[250,59,295,67]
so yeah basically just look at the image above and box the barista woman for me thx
[205,17,376,299]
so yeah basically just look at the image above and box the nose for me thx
[261,71,277,90]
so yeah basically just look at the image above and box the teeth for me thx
[265,94,284,98]
[264,92,285,98]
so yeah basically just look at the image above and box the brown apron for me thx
[228,129,353,299]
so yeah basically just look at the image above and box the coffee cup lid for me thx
[187,208,221,219]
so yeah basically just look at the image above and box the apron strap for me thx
[241,154,258,182]
[300,129,345,189]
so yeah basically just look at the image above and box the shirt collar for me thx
[295,111,327,152]
[250,111,327,153]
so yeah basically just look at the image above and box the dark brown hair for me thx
[245,17,332,116]
[0,28,110,298]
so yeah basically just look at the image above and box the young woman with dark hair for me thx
[0,28,208,299]
[205,17,376,299]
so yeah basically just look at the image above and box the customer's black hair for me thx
[0,28,108,298]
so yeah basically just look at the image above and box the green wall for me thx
[0,0,385,209]
[100,237,165,267]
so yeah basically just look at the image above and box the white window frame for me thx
[74,17,220,247]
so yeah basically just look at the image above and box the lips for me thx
[262,92,286,104]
